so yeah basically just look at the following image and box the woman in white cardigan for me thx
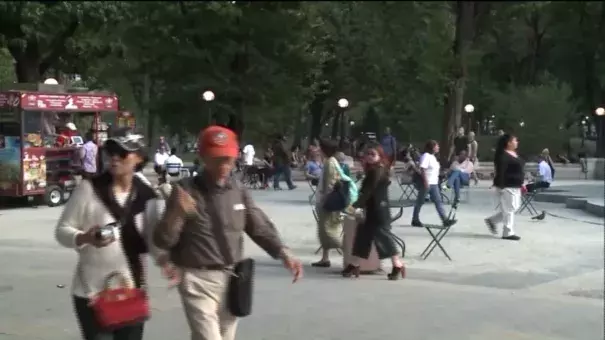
[55,128,169,340]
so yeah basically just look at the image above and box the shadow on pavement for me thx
[447,232,498,240]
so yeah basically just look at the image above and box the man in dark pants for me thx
[272,135,296,190]
[380,127,397,167]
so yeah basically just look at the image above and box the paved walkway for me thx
[0,183,602,339]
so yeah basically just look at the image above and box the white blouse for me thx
[54,180,165,298]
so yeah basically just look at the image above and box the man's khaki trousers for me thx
[178,268,238,340]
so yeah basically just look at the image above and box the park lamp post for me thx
[464,104,474,133]
[202,90,215,126]
[596,107,604,157]
[337,98,349,144]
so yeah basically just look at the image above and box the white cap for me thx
[66,122,77,131]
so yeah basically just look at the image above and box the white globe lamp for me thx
[43,78,59,85]
[202,90,215,102]
[337,98,349,108]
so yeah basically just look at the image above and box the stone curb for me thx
[535,193,604,218]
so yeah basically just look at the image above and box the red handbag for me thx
[90,271,150,330]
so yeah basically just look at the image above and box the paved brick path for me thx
[0,182,602,339]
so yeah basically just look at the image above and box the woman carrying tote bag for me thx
[54,128,168,340]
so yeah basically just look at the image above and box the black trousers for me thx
[73,296,144,340]
[525,181,550,192]
[352,221,398,260]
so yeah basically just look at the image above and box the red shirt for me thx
[55,129,77,147]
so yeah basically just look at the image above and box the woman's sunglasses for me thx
[105,142,131,159]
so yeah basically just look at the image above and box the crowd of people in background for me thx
[49,121,567,339]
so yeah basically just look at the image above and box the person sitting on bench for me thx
[153,146,170,184]
[164,147,184,179]
[305,150,323,186]
[446,150,474,204]
[526,154,553,192]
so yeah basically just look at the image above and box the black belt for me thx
[192,264,229,271]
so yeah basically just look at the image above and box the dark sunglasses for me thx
[105,142,131,159]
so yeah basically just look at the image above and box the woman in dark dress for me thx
[342,143,406,280]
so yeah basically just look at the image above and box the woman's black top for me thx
[454,135,469,155]
[353,165,391,226]
[493,152,525,189]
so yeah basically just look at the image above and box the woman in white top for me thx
[55,128,167,340]
[411,140,456,227]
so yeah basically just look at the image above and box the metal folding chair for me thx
[446,183,470,203]
[307,178,318,204]
[386,205,406,257]
[419,205,458,261]
[396,172,417,203]
[239,165,264,189]
[518,189,542,215]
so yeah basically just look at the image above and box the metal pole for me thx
[596,116,605,158]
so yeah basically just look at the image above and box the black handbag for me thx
[323,180,350,212]
[227,258,255,317]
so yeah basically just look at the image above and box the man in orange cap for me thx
[153,125,303,340]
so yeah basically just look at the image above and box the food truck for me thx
[0,83,121,206]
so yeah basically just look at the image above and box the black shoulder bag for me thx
[323,162,351,212]
[189,178,256,318]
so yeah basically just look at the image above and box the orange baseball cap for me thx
[198,125,239,158]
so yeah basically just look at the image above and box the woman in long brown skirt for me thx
[312,139,343,267]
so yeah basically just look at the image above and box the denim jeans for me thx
[447,169,470,201]
[273,164,295,189]
[412,184,447,222]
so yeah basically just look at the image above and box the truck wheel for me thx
[45,185,64,207]
[62,189,72,203]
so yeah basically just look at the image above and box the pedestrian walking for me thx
[54,128,167,340]
[312,139,344,267]
[153,125,303,340]
[79,130,98,180]
[343,143,405,280]
[271,135,296,190]
[485,134,523,241]
[380,127,397,167]
[411,140,457,227]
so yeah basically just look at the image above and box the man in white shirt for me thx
[164,148,184,178]
[526,155,553,192]
[411,140,456,227]
[154,146,170,183]
[242,143,255,166]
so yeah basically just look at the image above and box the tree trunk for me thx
[309,93,326,141]
[441,1,475,163]
[292,106,305,148]
[339,111,347,148]
[140,73,153,149]
[331,110,340,139]
[14,59,41,83]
